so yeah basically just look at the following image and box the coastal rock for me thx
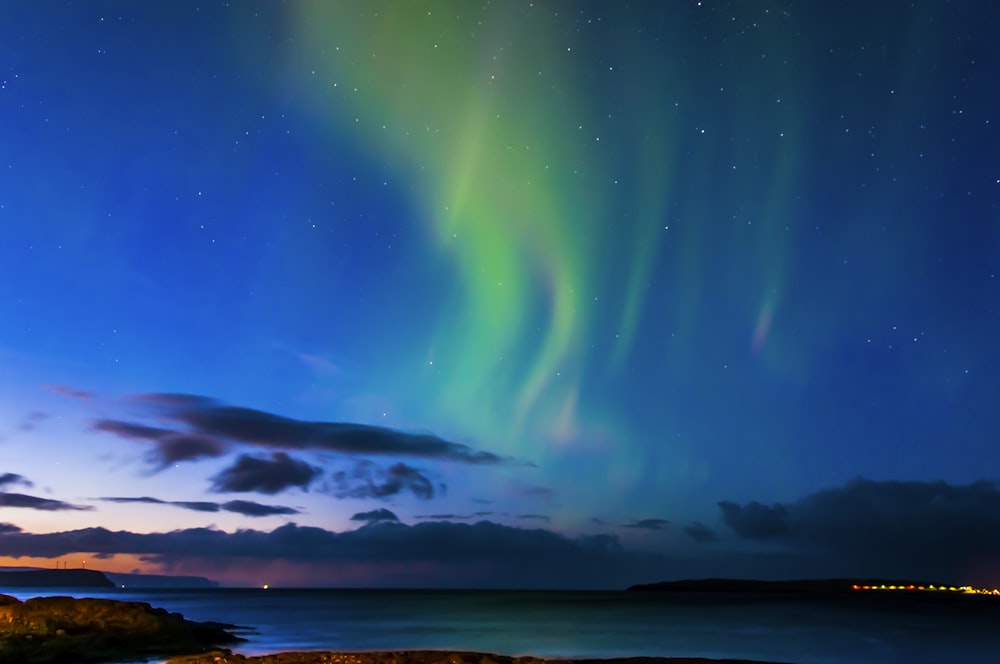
[0,594,243,663]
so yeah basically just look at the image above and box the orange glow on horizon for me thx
[0,554,157,575]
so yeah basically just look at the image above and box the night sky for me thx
[2,1,999,588]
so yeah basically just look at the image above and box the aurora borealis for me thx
[1,1,999,588]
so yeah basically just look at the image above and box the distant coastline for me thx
[626,577,1000,605]
[0,567,218,589]
[627,578,938,593]
[0,568,114,589]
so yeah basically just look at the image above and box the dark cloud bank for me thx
[717,478,1000,584]
[1,479,998,587]
[0,520,663,589]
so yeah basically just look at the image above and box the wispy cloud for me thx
[683,521,719,543]
[0,473,89,511]
[517,514,551,522]
[0,492,92,511]
[332,461,436,500]
[622,518,670,531]
[350,508,399,523]
[44,385,94,400]
[98,495,299,517]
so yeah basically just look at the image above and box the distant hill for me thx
[0,567,218,589]
[104,571,218,588]
[0,568,115,589]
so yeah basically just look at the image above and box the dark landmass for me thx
[627,578,937,593]
[0,567,218,590]
[0,569,115,589]
[166,651,791,664]
[105,571,219,588]
[0,594,243,664]
[627,578,1000,612]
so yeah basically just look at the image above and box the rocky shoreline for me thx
[165,651,790,664]
[0,594,243,663]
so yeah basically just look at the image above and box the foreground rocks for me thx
[0,593,243,663]
[166,651,788,664]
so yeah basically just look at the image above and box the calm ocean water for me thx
[5,588,1000,664]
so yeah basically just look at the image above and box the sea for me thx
[4,587,1000,664]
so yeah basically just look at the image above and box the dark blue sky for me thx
[1,1,999,588]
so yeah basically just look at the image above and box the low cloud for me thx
[622,518,670,531]
[718,478,1000,583]
[683,521,719,543]
[332,461,435,500]
[518,514,550,522]
[0,492,92,511]
[0,520,666,589]
[99,496,298,517]
[350,508,399,523]
[0,523,22,534]
[210,453,321,494]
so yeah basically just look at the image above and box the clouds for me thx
[0,473,33,490]
[89,392,507,503]
[128,393,511,464]
[44,385,93,400]
[223,500,300,517]
[332,461,436,500]
[718,501,789,539]
[98,496,299,517]
[0,492,93,511]
[0,519,667,588]
[0,472,91,511]
[92,420,229,468]
[350,508,399,523]
[210,452,322,494]
[622,518,670,531]
[683,521,718,543]
[718,479,1000,583]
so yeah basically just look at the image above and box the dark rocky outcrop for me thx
[0,594,243,663]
